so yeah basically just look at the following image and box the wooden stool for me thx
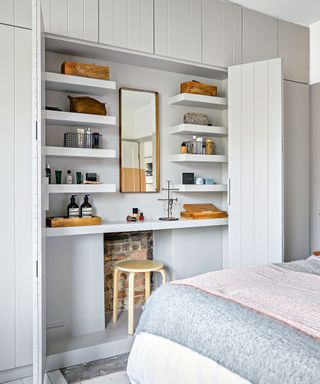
[113,259,166,335]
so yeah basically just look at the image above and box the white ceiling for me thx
[232,0,320,26]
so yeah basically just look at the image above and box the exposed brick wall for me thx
[104,231,153,312]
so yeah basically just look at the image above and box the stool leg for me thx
[145,272,151,302]
[159,268,166,284]
[113,267,119,323]
[128,272,135,335]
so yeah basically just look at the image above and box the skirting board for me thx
[46,337,133,372]
[0,365,33,384]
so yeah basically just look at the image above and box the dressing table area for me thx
[43,32,229,370]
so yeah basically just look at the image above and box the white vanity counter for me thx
[46,218,228,237]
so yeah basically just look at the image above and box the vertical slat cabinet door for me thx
[228,58,283,268]
[310,83,320,253]
[0,0,14,25]
[50,0,68,37]
[284,81,309,261]
[15,0,32,29]
[243,9,278,64]
[15,27,33,367]
[202,0,242,67]
[0,24,15,372]
[99,0,153,53]
[279,20,309,83]
[33,0,47,381]
[68,0,98,42]
[154,0,201,62]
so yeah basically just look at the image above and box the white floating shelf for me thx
[45,146,116,159]
[48,184,116,194]
[45,72,116,95]
[171,154,228,163]
[175,184,227,192]
[46,218,229,237]
[170,124,228,137]
[169,93,227,109]
[45,110,116,128]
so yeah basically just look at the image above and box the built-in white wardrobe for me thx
[0,1,33,381]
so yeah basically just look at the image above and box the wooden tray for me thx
[61,61,109,80]
[47,216,102,228]
[183,203,220,213]
[181,211,228,220]
[180,80,217,96]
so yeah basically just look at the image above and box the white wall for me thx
[310,20,320,84]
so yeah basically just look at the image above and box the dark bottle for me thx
[67,195,80,218]
[46,164,51,184]
[139,212,144,221]
[81,195,93,218]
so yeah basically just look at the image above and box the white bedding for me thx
[127,332,250,384]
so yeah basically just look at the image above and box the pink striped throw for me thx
[173,264,320,340]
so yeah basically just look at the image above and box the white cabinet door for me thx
[243,9,278,63]
[155,0,201,62]
[14,26,33,367]
[309,84,320,254]
[202,0,242,67]
[0,0,32,29]
[0,23,15,372]
[284,81,309,261]
[279,20,309,83]
[99,0,153,53]
[227,58,283,268]
[41,0,99,42]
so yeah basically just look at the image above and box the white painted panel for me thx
[267,59,283,264]
[50,0,68,37]
[99,0,114,46]
[83,0,98,42]
[310,83,320,253]
[0,23,15,371]
[202,0,242,67]
[14,27,33,367]
[99,0,153,53]
[0,0,14,25]
[228,58,283,268]
[243,9,278,64]
[278,20,309,84]
[15,0,32,29]
[41,0,51,32]
[284,81,309,261]
[67,0,84,39]
[155,0,201,62]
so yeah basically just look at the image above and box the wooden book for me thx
[180,80,218,96]
[61,61,110,80]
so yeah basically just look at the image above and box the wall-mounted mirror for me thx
[120,88,159,193]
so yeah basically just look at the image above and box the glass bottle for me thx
[67,195,80,218]
[81,195,93,218]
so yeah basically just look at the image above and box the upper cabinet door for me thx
[99,0,153,54]
[243,8,278,63]
[154,0,201,63]
[41,0,99,43]
[278,20,309,84]
[0,0,32,29]
[202,0,242,67]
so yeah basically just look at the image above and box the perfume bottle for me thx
[66,170,73,184]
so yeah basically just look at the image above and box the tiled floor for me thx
[59,353,129,384]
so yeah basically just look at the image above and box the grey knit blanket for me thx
[136,257,320,383]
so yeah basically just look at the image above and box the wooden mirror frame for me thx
[119,87,160,193]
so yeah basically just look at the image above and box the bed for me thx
[127,256,320,384]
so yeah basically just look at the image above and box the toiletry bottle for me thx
[180,142,187,154]
[132,208,139,220]
[67,195,80,218]
[46,164,51,184]
[81,195,93,218]
[139,212,145,221]
[66,170,73,184]
[86,127,92,148]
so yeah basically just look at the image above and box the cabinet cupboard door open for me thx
[227,58,283,268]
